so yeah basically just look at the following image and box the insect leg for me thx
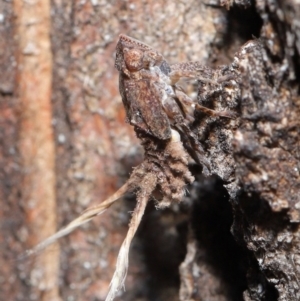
[169,62,217,85]
[161,95,210,172]
[175,89,236,119]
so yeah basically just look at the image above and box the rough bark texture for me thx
[0,0,299,301]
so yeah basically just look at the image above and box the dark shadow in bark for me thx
[292,50,300,94]
[191,174,248,301]
[233,190,283,301]
[137,201,189,301]
[237,190,290,231]
[245,253,279,301]
[226,2,263,41]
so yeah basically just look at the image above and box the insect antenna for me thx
[105,173,157,301]
[21,180,134,260]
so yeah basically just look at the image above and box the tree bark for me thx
[13,1,60,300]
[0,1,299,301]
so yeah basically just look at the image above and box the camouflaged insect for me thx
[25,34,235,301]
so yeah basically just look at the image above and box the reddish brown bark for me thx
[13,0,60,300]
[0,1,300,301]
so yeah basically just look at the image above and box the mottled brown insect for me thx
[25,34,234,301]
[116,34,235,174]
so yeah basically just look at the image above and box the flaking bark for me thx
[0,1,300,301]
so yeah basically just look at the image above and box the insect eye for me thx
[123,48,143,71]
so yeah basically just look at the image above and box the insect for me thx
[25,34,234,301]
